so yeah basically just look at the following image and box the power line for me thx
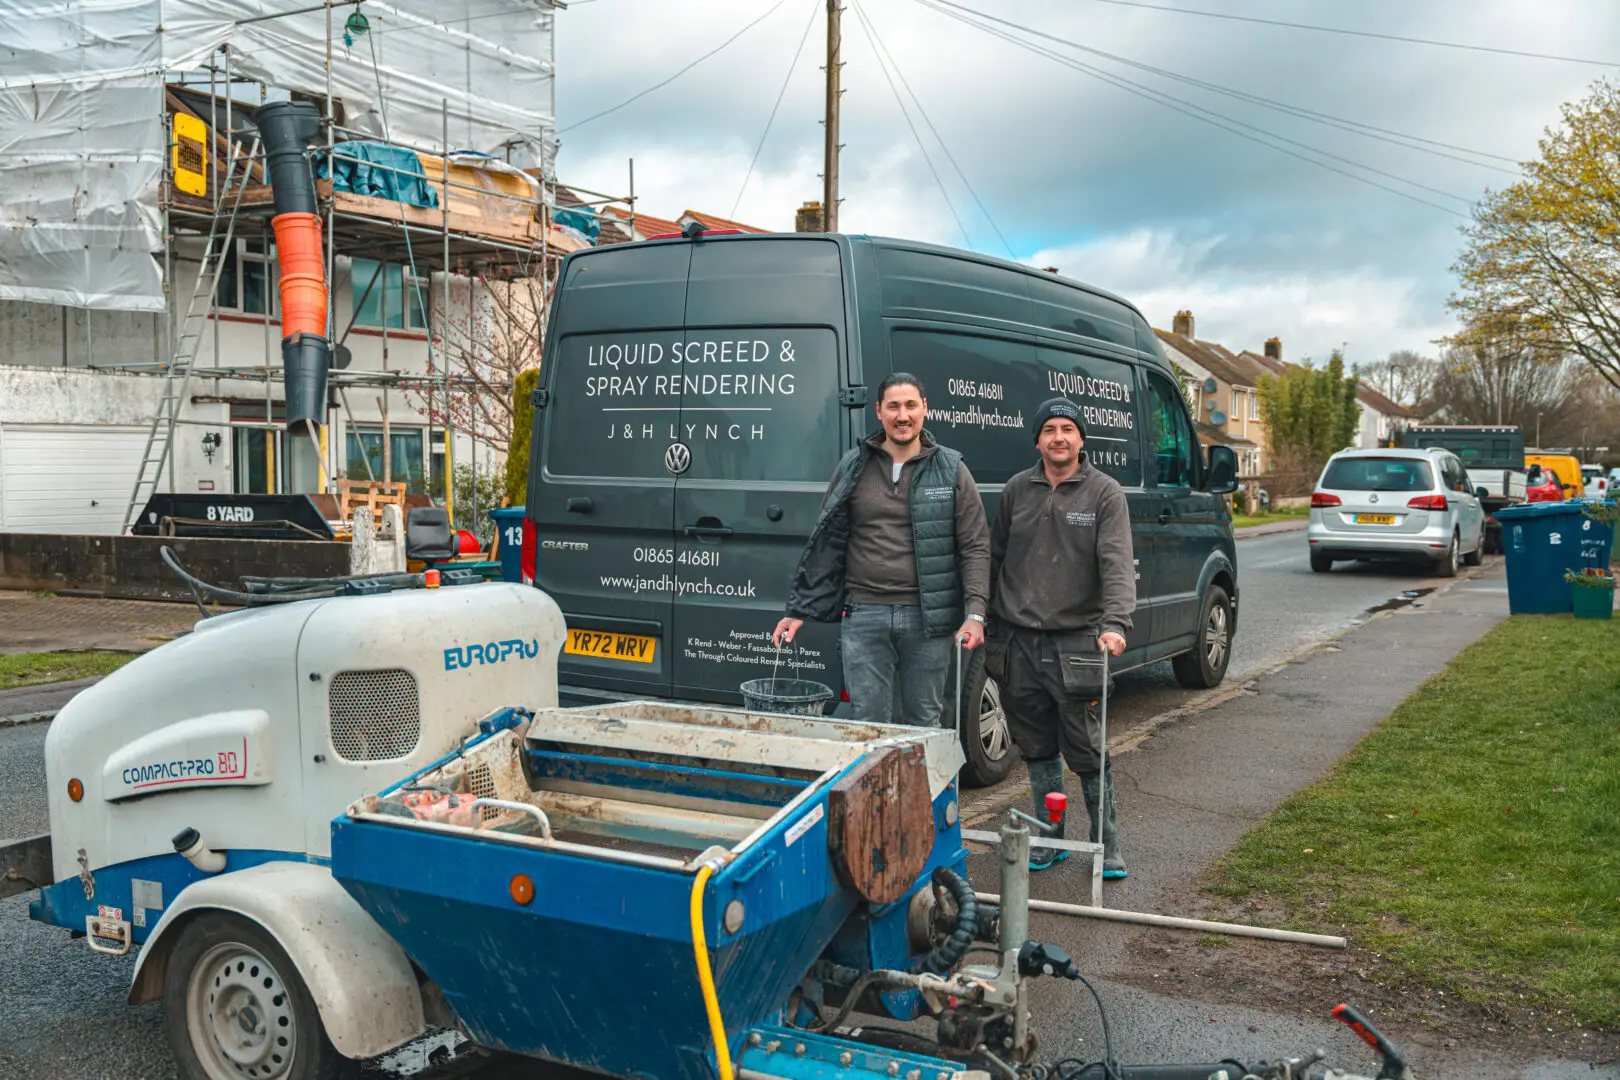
[927,0,1521,174]
[912,0,1470,217]
[1057,0,1619,68]
[849,0,975,248]
[857,1,1015,257]
[732,0,820,219]
[560,0,796,132]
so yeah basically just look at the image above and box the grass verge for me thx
[0,651,135,691]
[1232,506,1311,529]
[1207,614,1619,1028]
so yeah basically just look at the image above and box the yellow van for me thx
[1525,452,1584,498]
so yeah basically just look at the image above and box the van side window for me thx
[1146,372,1198,488]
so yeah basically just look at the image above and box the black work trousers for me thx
[1002,628,1106,778]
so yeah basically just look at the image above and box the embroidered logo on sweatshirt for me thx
[1065,509,1097,527]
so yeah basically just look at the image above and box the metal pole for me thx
[975,893,1348,949]
[628,157,636,239]
[997,822,1031,1054]
[442,98,455,526]
[822,0,841,232]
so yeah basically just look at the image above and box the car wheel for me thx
[955,648,1014,787]
[1435,533,1460,578]
[1463,528,1484,566]
[1172,584,1233,689]
[1309,551,1333,573]
[164,912,354,1080]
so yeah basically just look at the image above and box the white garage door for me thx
[0,425,147,534]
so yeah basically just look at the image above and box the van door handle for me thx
[684,524,734,538]
[567,497,593,513]
[1158,507,1175,523]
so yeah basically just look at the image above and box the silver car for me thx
[1307,447,1486,576]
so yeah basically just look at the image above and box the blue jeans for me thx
[841,603,954,727]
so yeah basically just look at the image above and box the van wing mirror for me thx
[1475,487,1490,500]
[1204,445,1238,494]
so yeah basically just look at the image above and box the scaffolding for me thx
[55,4,639,537]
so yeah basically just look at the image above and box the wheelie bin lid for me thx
[1494,501,1591,520]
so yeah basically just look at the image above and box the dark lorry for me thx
[1397,424,1527,552]
[523,231,1240,784]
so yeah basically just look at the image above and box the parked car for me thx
[1581,464,1609,498]
[1308,447,1487,576]
[1524,464,1566,504]
[1525,452,1583,499]
[525,231,1242,786]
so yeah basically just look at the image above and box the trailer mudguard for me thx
[128,861,425,1060]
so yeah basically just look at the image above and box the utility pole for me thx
[823,0,841,232]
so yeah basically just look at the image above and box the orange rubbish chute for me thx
[271,212,327,339]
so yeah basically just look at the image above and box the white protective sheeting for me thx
[0,0,557,313]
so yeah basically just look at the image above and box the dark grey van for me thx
[525,232,1240,785]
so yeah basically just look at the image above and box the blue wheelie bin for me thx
[1494,501,1614,614]
[487,506,527,584]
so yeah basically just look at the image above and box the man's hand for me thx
[772,617,804,648]
[955,618,985,651]
[1098,631,1126,657]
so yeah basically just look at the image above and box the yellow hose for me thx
[690,864,736,1080]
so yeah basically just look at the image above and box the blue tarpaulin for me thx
[552,207,599,241]
[319,141,438,209]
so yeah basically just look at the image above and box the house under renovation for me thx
[0,0,635,536]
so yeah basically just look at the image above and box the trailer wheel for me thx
[164,912,353,1080]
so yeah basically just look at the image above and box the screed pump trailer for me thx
[2,565,1409,1080]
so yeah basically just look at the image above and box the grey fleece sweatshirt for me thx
[841,436,991,619]
[989,455,1135,637]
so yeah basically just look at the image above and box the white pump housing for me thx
[44,581,567,881]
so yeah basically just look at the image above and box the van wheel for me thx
[1172,585,1233,689]
[955,648,1014,788]
[164,912,353,1080]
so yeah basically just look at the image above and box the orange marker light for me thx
[509,873,535,905]
[67,778,84,802]
[423,569,441,588]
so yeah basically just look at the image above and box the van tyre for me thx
[164,911,354,1080]
[1310,551,1333,573]
[1436,533,1460,578]
[955,647,1014,787]
[1172,584,1233,689]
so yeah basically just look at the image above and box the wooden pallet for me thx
[337,479,407,522]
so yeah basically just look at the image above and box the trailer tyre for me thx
[164,911,354,1080]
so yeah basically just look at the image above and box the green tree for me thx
[1256,350,1362,484]
[504,368,540,508]
[1451,80,1620,392]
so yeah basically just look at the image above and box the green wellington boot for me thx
[1027,757,1068,871]
[1080,773,1127,879]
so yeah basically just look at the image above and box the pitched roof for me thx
[1195,421,1255,447]
[1154,328,1257,389]
[1354,382,1414,419]
[680,210,771,234]
[1238,349,1289,377]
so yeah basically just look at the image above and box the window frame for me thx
[213,236,279,316]
[351,258,431,332]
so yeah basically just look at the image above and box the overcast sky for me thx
[549,0,1619,366]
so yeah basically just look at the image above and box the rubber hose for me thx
[911,866,979,973]
[160,546,415,606]
[690,864,736,1080]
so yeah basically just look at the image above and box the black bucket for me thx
[739,678,835,717]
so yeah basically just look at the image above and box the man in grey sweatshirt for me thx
[989,397,1135,875]
[774,373,991,726]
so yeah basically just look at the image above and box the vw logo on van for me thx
[1368,493,1380,504]
[664,442,692,476]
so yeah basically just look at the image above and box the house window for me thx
[214,238,279,315]
[345,426,427,493]
[1248,391,1261,421]
[351,259,429,330]
[1231,389,1242,420]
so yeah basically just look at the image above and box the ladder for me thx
[122,133,265,534]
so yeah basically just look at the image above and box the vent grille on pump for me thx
[328,669,422,761]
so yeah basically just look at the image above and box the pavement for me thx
[960,565,1617,1079]
[0,590,201,655]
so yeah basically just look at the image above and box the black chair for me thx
[405,506,457,564]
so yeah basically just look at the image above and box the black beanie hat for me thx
[1031,397,1085,442]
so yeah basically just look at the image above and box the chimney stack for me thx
[1264,337,1282,361]
[1172,310,1195,338]
[795,201,825,233]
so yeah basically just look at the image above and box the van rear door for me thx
[530,243,692,699]
[669,238,850,702]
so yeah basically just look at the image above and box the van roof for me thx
[592,230,1152,326]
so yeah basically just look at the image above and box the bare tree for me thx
[1363,349,1442,414]
[1429,321,1586,438]
[409,271,546,456]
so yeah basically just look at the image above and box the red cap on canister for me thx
[1044,791,1067,822]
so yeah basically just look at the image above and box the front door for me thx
[669,239,850,703]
